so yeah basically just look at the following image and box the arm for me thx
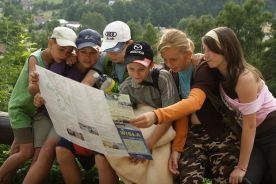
[169,116,188,175]
[171,117,188,152]
[65,52,77,66]
[156,88,206,124]
[129,88,206,128]
[146,122,172,150]
[28,56,40,96]
[229,73,258,184]
[81,69,99,86]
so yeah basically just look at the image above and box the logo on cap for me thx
[130,44,145,55]
[84,35,95,40]
[105,32,117,40]
[133,44,143,50]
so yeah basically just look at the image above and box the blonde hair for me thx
[158,29,194,53]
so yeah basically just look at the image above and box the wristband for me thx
[235,165,247,172]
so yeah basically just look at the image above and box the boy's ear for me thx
[126,40,134,46]
[48,39,55,48]
[149,61,155,68]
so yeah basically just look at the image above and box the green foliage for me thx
[142,23,159,55]
[0,17,35,111]
[80,12,107,35]
[1,1,32,24]
[30,20,60,48]
[260,18,276,94]
[177,15,216,53]
[216,0,272,56]
[127,19,143,41]
[34,0,63,3]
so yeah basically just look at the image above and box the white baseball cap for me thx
[51,26,77,48]
[100,21,131,52]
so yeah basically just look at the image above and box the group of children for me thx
[1,19,276,184]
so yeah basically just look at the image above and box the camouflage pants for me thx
[178,124,240,184]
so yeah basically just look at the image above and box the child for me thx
[99,41,182,184]
[202,27,276,184]
[94,20,133,86]
[0,26,77,184]
[22,29,102,184]
[55,28,104,184]
[81,21,133,184]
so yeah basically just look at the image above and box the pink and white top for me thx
[220,82,276,127]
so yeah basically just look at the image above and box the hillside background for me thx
[0,0,275,183]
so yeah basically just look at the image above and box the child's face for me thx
[77,47,99,70]
[106,44,128,64]
[126,62,151,84]
[51,44,75,63]
[202,43,226,69]
[161,47,191,72]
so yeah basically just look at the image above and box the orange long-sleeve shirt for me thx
[154,88,206,151]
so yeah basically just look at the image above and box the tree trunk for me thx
[0,112,13,145]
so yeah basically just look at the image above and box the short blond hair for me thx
[158,29,194,53]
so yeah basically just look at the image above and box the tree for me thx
[216,0,272,59]
[80,12,107,35]
[0,17,34,111]
[127,20,143,41]
[142,23,159,58]
[261,19,276,94]
[177,15,216,53]
[92,2,113,23]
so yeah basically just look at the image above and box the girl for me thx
[202,27,276,184]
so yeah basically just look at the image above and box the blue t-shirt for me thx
[178,64,193,99]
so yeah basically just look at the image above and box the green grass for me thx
[203,178,212,184]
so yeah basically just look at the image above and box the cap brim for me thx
[56,39,77,48]
[125,56,152,67]
[100,42,125,52]
[77,42,99,50]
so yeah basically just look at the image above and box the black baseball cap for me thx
[124,41,154,67]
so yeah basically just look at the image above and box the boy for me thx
[94,20,133,86]
[0,26,77,184]
[55,28,103,184]
[100,41,181,184]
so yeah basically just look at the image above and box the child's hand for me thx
[129,112,157,128]
[229,166,246,184]
[33,93,45,107]
[191,53,204,67]
[66,53,77,65]
[30,71,39,84]
[168,150,181,175]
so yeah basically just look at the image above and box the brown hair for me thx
[202,27,263,90]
